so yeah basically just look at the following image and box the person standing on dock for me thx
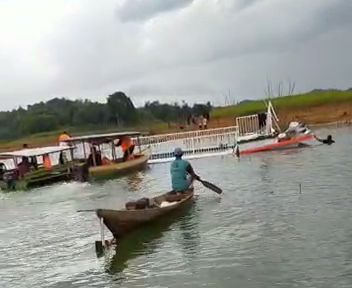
[58,131,71,146]
[202,116,208,129]
[170,147,200,192]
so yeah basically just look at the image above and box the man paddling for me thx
[170,147,200,192]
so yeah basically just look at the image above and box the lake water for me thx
[1,126,351,288]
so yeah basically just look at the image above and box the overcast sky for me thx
[1,0,351,110]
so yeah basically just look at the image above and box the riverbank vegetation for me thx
[0,88,351,151]
[0,91,211,140]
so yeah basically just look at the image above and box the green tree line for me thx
[0,91,212,140]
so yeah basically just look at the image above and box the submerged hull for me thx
[239,134,315,155]
[96,189,194,238]
[89,151,150,180]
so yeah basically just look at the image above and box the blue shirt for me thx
[170,158,191,192]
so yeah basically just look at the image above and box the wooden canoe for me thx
[88,151,150,180]
[96,189,194,238]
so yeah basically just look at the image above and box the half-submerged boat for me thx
[238,121,315,155]
[64,132,150,181]
[0,146,74,191]
[96,189,194,239]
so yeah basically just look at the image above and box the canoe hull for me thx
[89,151,150,180]
[97,189,194,238]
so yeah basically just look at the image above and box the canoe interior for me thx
[97,189,194,238]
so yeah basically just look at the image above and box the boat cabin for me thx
[0,146,74,191]
[63,132,149,180]
[64,132,143,166]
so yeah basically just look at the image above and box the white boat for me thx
[237,121,316,155]
[234,101,318,155]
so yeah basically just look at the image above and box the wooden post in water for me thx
[137,136,142,154]
[111,141,116,161]
[92,146,97,167]
[82,141,87,159]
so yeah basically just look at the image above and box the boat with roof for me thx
[0,146,74,191]
[63,131,150,181]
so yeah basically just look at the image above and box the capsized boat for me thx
[238,121,316,155]
[0,146,74,191]
[96,189,194,239]
[64,131,150,181]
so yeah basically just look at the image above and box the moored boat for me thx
[96,189,194,239]
[0,146,74,191]
[64,132,150,181]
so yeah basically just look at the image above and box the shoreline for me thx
[308,119,352,128]
[0,102,351,152]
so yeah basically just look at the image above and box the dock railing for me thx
[136,126,239,160]
[138,126,238,145]
[236,114,261,136]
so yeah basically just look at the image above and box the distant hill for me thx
[0,91,211,141]
[309,88,351,93]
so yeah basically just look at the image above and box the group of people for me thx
[16,154,53,178]
[187,113,210,130]
[15,143,54,178]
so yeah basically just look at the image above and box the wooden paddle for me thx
[77,209,97,212]
[198,179,222,194]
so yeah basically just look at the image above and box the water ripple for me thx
[1,126,352,287]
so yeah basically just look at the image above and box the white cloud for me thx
[116,0,195,22]
[0,0,351,110]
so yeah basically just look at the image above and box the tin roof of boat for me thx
[0,146,71,158]
[65,131,141,142]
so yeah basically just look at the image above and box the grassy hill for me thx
[212,89,352,119]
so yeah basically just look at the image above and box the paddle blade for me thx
[200,180,222,194]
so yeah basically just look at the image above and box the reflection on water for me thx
[126,171,145,192]
[178,205,201,260]
[1,126,352,288]
[106,200,198,275]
